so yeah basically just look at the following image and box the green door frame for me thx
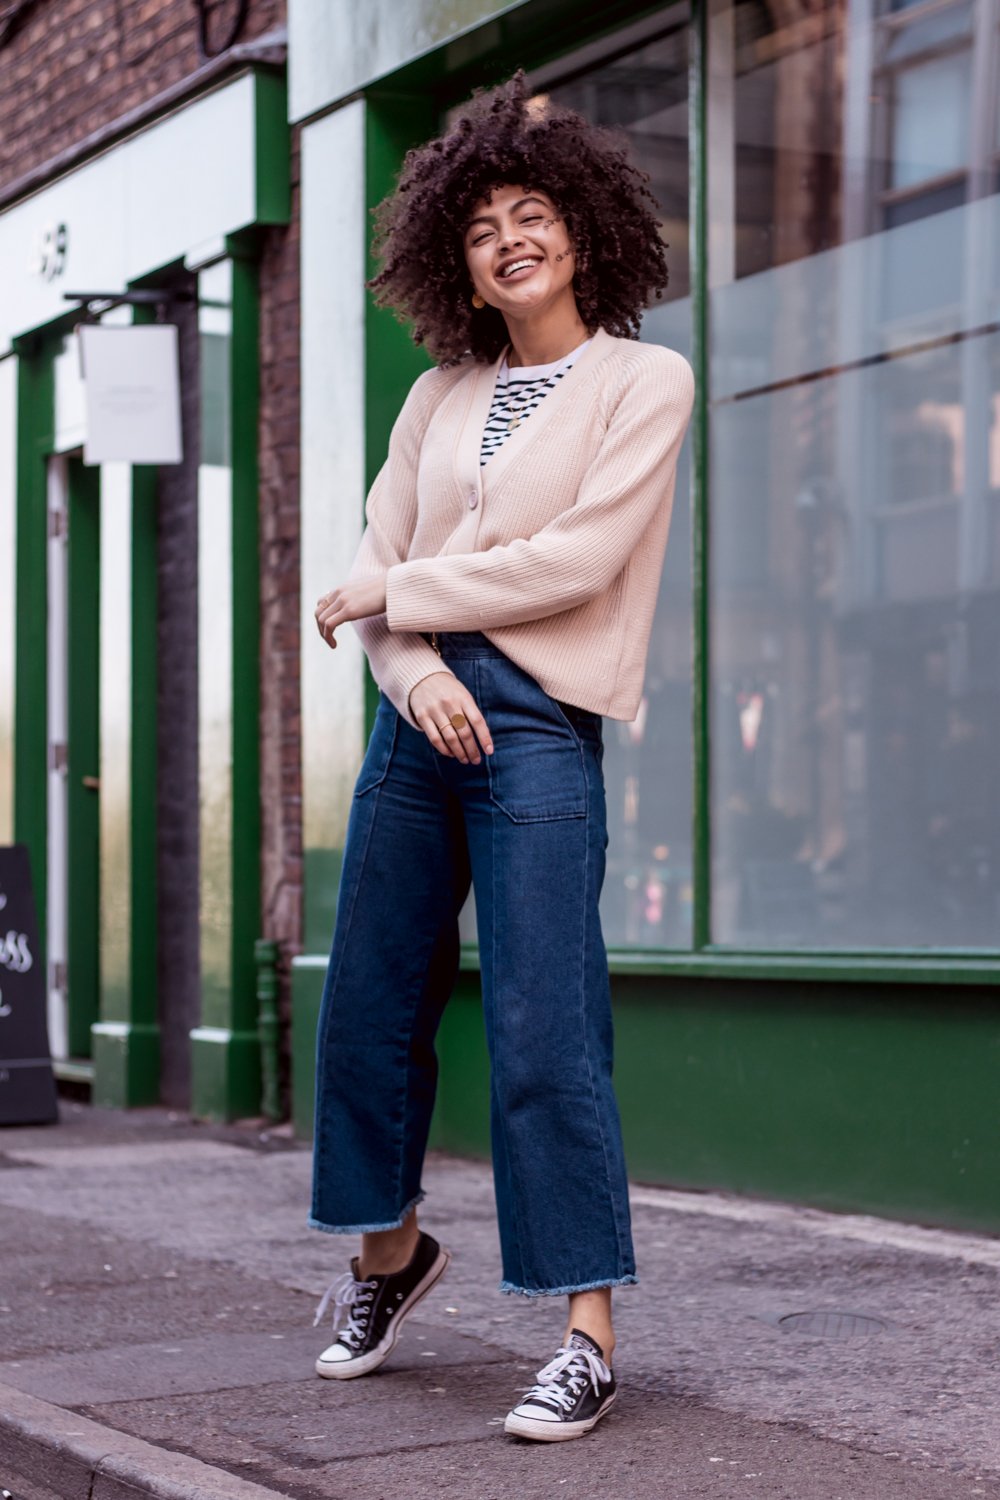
[189,242,263,1122]
[91,302,162,1108]
[66,456,101,1058]
[12,332,162,1096]
[13,259,265,1114]
[9,65,287,1112]
[12,341,54,956]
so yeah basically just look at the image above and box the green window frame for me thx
[358,0,1000,990]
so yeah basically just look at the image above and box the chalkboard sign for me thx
[0,845,58,1126]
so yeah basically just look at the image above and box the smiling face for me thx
[463,184,578,324]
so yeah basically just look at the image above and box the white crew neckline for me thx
[500,337,593,384]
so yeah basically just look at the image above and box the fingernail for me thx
[473,757,481,765]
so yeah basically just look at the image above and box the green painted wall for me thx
[293,957,1000,1232]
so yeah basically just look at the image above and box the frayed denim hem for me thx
[307,1189,426,1236]
[498,1272,639,1297]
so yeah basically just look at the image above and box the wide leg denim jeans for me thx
[310,632,637,1296]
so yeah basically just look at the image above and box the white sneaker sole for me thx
[503,1390,616,1442]
[315,1245,452,1380]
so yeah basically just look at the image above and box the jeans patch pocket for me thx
[353,696,400,797]
[479,670,588,824]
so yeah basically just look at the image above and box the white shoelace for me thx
[312,1271,377,1349]
[520,1344,612,1413]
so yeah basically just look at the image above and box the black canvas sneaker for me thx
[313,1230,451,1380]
[504,1328,617,1441]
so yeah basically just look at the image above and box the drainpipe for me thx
[254,939,281,1122]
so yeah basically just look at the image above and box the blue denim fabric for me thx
[310,632,637,1296]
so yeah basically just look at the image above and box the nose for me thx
[497,227,525,254]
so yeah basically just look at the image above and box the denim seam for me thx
[313,717,405,1225]
[371,707,436,1227]
[311,793,381,1210]
[391,1028,410,1225]
[479,658,527,1292]
[354,700,400,796]
[499,1273,639,1297]
[489,804,586,826]
[577,743,631,1278]
[308,1189,427,1237]
[392,890,453,1223]
[548,696,584,749]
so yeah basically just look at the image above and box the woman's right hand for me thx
[409,672,494,765]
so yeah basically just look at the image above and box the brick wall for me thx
[156,278,201,1111]
[0,0,283,186]
[257,133,303,1088]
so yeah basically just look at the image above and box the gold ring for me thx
[449,713,467,731]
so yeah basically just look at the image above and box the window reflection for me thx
[549,16,694,949]
[710,0,1000,947]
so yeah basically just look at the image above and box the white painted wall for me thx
[0,74,261,356]
[300,102,368,896]
[289,0,514,123]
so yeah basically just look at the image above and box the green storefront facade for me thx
[0,67,289,1118]
[291,0,1000,1229]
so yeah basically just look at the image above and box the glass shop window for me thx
[707,0,1000,947]
[544,10,696,950]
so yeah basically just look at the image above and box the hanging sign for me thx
[78,322,182,466]
[0,845,58,1126]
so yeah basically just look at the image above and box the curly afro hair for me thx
[368,71,668,366]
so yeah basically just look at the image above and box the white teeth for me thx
[500,259,538,278]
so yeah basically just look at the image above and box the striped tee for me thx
[480,339,592,467]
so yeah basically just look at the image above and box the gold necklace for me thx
[502,374,537,432]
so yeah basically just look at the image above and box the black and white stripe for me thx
[480,341,591,468]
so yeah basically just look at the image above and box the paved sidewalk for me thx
[1,1103,999,1500]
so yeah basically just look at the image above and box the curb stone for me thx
[0,1383,290,1500]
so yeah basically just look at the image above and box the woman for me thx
[310,72,694,1441]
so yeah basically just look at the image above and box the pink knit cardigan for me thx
[351,326,695,727]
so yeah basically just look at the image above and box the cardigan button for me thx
[468,490,478,510]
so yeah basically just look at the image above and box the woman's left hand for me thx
[315,574,388,648]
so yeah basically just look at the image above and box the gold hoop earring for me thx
[471,293,486,310]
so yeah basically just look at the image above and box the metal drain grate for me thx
[779,1310,888,1339]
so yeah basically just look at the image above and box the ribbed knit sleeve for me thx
[348,369,457,727]
[384,348,694,634]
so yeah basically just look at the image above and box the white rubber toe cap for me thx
[511,1402,559,1421]
[317,1342,352,1364]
